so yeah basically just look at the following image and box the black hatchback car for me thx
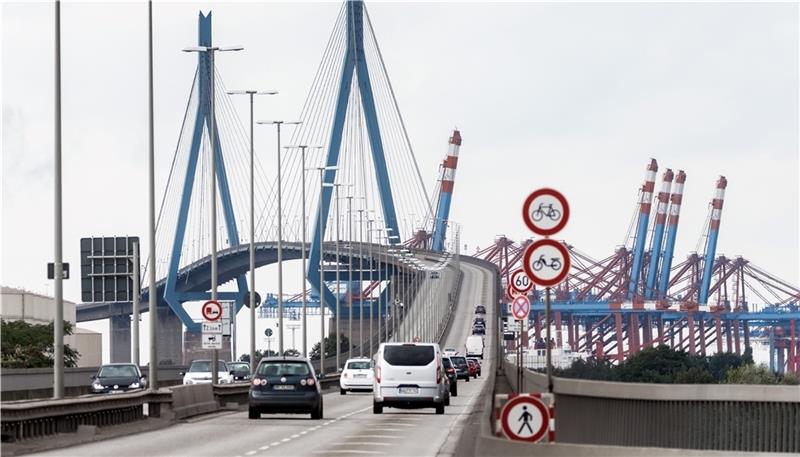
[90,363,146,394]
[449,356,471,382]
[249,357,323,420]
[442,357,458,396]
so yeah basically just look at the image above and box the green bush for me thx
[1,319,80,368]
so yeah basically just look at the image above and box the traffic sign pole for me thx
[545,287,552,393]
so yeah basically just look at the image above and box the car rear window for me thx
[383,345,434,366]
[442,358,453,369]
[346,361,371,370]
[451,356,468,368]
[256,362,311,377]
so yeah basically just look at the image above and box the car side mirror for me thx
[90,375,96,381]
[229,370,235,375]
[337,368,343,373]
[178,371,185,377]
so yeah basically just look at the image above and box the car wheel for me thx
[435,403,445,415]
[466,376,470,382]
[311,403,323,420]
[340,388,347,395]
[248,407,260,420]
[445,395,450,406]
[451,383,458,397]
[373,402,383,414]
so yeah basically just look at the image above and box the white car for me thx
[182,359,233,384]
[340,357,374,394]
[443,347,458,357]
[373,342,446,415]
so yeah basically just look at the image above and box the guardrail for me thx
[0,389,172,442]
[502,360,800,453]
[1,365,186,401]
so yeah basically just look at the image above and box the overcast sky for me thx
[3,1,798,311]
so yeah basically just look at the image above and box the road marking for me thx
[348,435,400,439]
[312,451,385,455]
[258,445,270,450]
[270,441,280,446]
[300,430,309,435]
[281,438,291,442]
[363,428,403,432]
[333,442,392,446]
[245,451,257,456]
[290,434,300,438]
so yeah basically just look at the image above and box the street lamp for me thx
[257,120,302,356]
[369,225,386,345]
[183,43,243,385]
[285,145,322,358]
[323,182,350,371]
[309,165,338,374]
[229,89,277,373]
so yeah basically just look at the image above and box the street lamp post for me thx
[183,43,243,385]
[146,0,158,392]
[257,120,302,356]
[323,182,346,371]
[344,194,354,355]
[309,166,337,374]
[285,145,322,358]
[356,209,365,356]
[229,90,277,373]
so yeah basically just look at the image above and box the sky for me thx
[2,1,799,361]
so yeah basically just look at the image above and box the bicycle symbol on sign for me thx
[532,254,562,272]
[531,203,561,222]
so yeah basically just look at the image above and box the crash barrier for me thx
[0,389,172,442]
[503,360,800,453]
[170,384,218,419]
[1,365,186,401]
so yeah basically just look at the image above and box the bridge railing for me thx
[502,360,800,453]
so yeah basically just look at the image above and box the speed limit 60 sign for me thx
[510,268,533,294]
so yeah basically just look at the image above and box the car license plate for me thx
[399,387,418,395]
[273,385,295,390]
[354,374,367,378]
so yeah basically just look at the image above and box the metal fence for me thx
[503,361,800,453]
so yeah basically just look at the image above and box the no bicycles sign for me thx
[521,188,571,287]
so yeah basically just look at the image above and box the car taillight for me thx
[306,378,315,386]
[252,378,267,386]
[375,366,381,383]
[436,366,442,384]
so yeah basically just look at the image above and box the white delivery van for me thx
[373,342,447,415]
[465,335,484,359]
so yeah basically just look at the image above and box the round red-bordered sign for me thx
[201,300,223,322]
[522,188,570,236]
[523,239,571,287]
[500,395,550,442]
[506,283,523,300]
[510,268,533,294]
[511,295,530,320]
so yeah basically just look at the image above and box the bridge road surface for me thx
[36,261,495,457]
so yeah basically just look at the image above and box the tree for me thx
[1,319,80,368]
[310,333,350,360]
[725,364,778,384]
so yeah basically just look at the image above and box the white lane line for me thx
[290,434,301,438]
[333,442,392,446]
[300,430,309,435]
[312,451,385,455]
[363,428,403,432]
[281,438,291,442]
[269,441,280,446]
[245,451,257,456]
[348,435,401,439]
[258,445,270,450]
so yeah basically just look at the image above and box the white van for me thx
[373,342,446,415]
[465,335,484,359]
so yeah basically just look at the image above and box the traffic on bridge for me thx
[2,1,797,456]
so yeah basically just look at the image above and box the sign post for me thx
[522,188,570,395]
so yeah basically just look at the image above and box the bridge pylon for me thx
[163,11,248,332]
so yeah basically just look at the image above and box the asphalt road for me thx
[36,260,495,457]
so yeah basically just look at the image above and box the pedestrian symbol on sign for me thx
[518,406,534,435]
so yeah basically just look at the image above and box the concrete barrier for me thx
[168,384,218,420]
[502,360,800,453]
